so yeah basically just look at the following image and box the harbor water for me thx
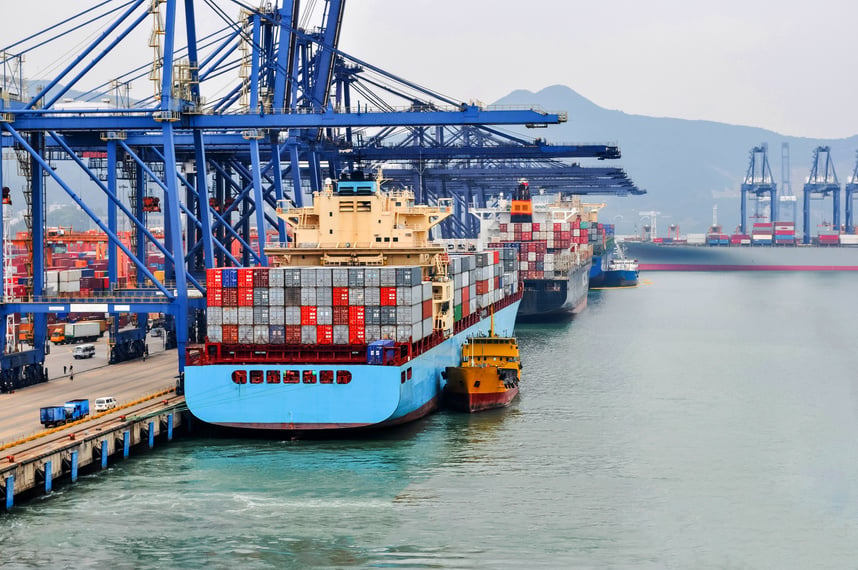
[3,272,858,569]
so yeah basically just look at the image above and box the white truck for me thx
[52,321,102,345]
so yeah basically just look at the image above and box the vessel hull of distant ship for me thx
[623,242,858,271]
[517,262,591,320]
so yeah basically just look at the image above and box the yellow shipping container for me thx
[154,270,165,282]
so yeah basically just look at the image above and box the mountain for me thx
[496,85,858,235]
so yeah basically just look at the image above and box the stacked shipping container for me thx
[205,253,519,346]
[491,220,589,281]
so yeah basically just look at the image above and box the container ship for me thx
[183,174,522,431]
[464,181,595,320]
[623,222,858,271]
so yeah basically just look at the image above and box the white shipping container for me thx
[268,287,285,306]
[206,324,222,343]
[59,281,81,292]
[381,325,396,341]
[422,281,432,301]
[687,234,707,245]
[222,307,238,325]
[268,267,285,287]
[284,306,301,325]
[422,317,433,339]
[301,325,317,344]
[238,307,254,325]
[269,306,285,325]
[238,325,254,344]
[840,234,858,245]
[396,325,413,342]
[316,306,333,325]
[315,286,332,306]
[207,307,223,325]
[364,325,381,343]
[300,268,317,287]
[253,325,269,344]
[333,325,349,344]
[364,286,380,305]
[300,287,317,305]
[349,287,365,305]
[364,268,380,287]
[332,268,349,287]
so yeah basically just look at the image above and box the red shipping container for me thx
[349,306,366,324]
[253,268,269,287]
[238,288,254,306]
[238,268,254,288]
[380,287,397,306]
[333,306,350,325]
[476,280,489,295]
[494,276,500,290]
[207,269,223,289]
[317,324,333,344]
[208,288,223,307]
[499,223,508,232]
[493,250,499,264]
[222,288,238,307]
[521,232,532,241]
[285,325,302,344]
[532,222,540,232]
[333,287,349,306]
[301,306,317,325]
[349,326,366,344]
[422,299,432,319]
[462,286,469,302]
[223,325,239,343]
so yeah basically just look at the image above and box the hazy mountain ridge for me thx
[497,85,858,234]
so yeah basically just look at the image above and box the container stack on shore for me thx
[204,252,519,347]
[774,222,796,245]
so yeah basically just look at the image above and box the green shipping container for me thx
[453,304,463,322]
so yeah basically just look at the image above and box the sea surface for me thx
[3,272,858,569]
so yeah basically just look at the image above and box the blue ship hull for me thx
[595,269,638,287]
[184,300,520,430]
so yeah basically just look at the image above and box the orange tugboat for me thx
[442,315,521,413]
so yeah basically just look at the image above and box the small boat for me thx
[442,313,521,413]
[592,243,639,287]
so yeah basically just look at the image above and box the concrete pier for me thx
[0,393,187,510]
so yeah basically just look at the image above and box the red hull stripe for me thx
[639,264,858,271]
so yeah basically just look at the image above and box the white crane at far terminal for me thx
[639,211,661,241]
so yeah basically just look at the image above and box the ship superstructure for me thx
[184,174,522,430]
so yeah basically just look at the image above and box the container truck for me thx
[40,399,90,427]
[50,321,103,344]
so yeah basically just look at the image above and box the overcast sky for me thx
[5,0,857,140]
[341,0,858,139]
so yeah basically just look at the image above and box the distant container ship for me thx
[184,174,522,431]
[624,222,858,271]
[465,181,596,320]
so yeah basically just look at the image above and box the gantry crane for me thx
[0,1,576,382]
[740,144,777,234]
[802,146,840,244]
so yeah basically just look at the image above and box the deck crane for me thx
[844,151,858,234]
[740,144,777,234]
[802,146,840,244]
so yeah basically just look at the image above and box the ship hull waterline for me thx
[184,300,520,431]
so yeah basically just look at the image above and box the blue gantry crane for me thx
[802,146,840,244]
[0,0,590,386]
[740,144,778,234]
[844,151,858,234]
